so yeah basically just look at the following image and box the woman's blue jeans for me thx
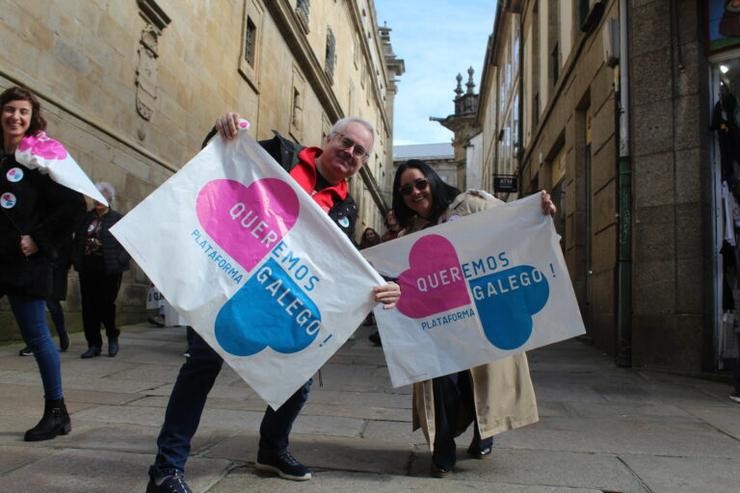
[8,295,63,400]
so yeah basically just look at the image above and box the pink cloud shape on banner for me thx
[17,132,68,160]
[396,234,471,319]
[195,178,300,272]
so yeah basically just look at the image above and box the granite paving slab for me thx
[209,467,603,493]
[408,447,650,493]
[0,448,229,493]
[620,454,740,493]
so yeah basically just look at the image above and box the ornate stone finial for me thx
[466,66,476,94]
[455,73,463,98]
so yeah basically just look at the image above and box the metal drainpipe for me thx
[616,0,632,367]
[516,11,525,197]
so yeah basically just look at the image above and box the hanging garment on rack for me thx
[712,90,740,184]
[722,181,738,246]
[720,311,739,364]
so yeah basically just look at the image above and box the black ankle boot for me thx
[24,398,71,442]
[81,346,101,359]
[108,337,119,357]
[59,331,70,352]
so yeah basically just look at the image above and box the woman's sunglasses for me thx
[399,178,429,196]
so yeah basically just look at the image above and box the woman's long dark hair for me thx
[0,86,47,151]
[392,159,461,228]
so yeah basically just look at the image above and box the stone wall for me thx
[629,0,711,371]
[0,0,397,343]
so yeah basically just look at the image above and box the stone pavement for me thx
[0,323,739,493]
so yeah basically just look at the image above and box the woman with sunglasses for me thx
[391,159,555,477]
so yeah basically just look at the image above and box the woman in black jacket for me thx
[0,86,84,441]
[74,182,130,358]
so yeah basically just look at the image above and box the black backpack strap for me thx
[200,128,304,172]
[258,131,304,172]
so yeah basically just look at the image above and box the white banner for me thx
[111,132,383,408]
[15,132,108,205]
[362,194,585,387]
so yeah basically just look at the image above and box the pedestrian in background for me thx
[381,209,401,242]
[0,85,84,441]
[391,159,555,477]
[359,226,381,249]
[73,181,130,358]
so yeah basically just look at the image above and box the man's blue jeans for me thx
[151,329,311,476]
[8,295,63,400]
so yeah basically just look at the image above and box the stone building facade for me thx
[392,142,456,193]
[478,0,723,375]
[0,0,402,341]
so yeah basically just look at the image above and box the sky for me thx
[373,0,498,146]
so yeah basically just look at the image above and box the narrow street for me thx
[1,324,738,492]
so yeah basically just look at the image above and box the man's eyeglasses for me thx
[333,132,369,161]
[399,178,429,196]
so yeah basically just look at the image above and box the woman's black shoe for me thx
[368,331,382,346]
[18,346,33,357]
[430,462,451,478]
[24,398,71,441]
[467,437,493,459]
[81,346,101,359]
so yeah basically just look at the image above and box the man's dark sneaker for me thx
[256,450,311,481]
[145,470,192,493]
[430,462,451,478]
[19,346,33,357]
[730,390,740,404]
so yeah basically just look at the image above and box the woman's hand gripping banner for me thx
[362,194,586,387]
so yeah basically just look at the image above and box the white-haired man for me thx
[146,114,400,493]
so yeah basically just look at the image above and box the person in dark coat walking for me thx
[73,182,130,358]
[0,85,84,441]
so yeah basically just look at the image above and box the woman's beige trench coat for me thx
[403,190,539,450]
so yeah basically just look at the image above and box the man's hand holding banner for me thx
[111,131,384,409]
[362,193,586,388]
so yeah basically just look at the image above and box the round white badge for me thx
[1,192,17,209]
[338,216,350,228]
[6,167,24,183]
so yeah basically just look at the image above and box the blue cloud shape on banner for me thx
[468,265,549,350]
[215,258,321,356]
